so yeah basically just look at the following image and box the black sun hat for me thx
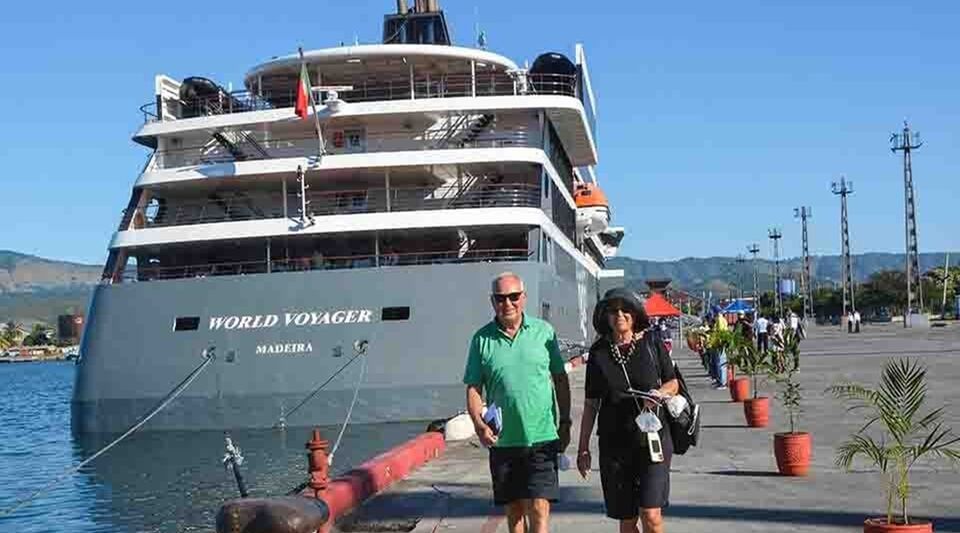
[593,287,649,336]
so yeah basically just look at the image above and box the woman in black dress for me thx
[576,288,679,533]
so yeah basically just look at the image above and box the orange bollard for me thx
[306,428,330,494]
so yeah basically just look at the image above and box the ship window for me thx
[174,316,200,331]
[381,307,411,321]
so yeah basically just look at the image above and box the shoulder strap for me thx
[648,336,662,387]
[614,335,660,414]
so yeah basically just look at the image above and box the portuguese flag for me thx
[295,61,310,119]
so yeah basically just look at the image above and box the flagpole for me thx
[298,47,326,157]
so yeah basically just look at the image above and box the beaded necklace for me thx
[608,335,638,366]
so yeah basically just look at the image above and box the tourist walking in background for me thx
[770,317,787,372]
[734,311,753,342]
[710,315,729,389]
[463,272,572,533]
[853,310,862,333]
[754,315,770,352]
[577,288,679,533]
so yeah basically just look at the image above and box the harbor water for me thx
[0,363,427,532]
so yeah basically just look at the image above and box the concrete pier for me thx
[335,323,960,532]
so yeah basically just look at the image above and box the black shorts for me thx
[488,440,560,506]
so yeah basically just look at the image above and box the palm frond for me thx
[916,407,946,430]
[912,424,960,463]
[941,449,960,463]
[857,416,881,434]
[836,434,889,471]
[828,382,877,403]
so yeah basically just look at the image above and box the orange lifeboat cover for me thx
[574,183,609,209]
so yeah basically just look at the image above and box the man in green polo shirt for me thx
[464,272,572,533]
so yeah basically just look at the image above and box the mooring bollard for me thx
[306,428,330,494]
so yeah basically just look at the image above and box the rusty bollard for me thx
[306,428,330,495]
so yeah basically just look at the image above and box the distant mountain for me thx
[608,252,958,294]
[0,251,100,325]
[0,250,101,293]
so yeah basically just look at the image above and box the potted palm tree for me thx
[730,339,772,427]
[772,329,810,475]
[829,359,960,532]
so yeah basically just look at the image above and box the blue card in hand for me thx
[483,403,503,436]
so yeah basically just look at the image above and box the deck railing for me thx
[122,184,541,230]
[139,73,578,123]
[150,126,533,170]
[115,248,533,282]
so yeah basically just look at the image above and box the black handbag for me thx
[646,339,701,455]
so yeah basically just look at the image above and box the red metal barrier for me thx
[302,431,446,525]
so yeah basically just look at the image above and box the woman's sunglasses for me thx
[493,292,523,303]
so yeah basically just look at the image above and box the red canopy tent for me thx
[644,292,681,317]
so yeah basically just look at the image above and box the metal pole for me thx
[735,255,746,299]
[942,253,950,316]
[892,122,923,325]
[409,62,416,100]
[748,244,760,316]
[832,178,855,329]
[769,230,783,317]
[471,60,477,97]
[223,436,249,498]
[794,206,814,321]
[299,48,326,158]
[678,297,684,341]
[385,169,392,212]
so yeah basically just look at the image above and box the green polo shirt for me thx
[463,315,566,447]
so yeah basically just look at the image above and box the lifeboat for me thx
[574,183,610,237]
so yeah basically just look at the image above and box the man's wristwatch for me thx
[559,419,573,426]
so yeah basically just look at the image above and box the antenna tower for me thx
[794,206,814,321]
[735,255,747,299]
[891,121,923,325]
[832,177,856,326]
[768,229,784,318]
[748,244,760,313]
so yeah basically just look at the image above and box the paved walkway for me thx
[336,323,960,532]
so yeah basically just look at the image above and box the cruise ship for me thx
[72,0,626,432]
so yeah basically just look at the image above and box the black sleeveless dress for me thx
[585,332,676,519]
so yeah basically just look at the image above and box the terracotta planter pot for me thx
[774,432,812,476]
[726,364,736,386]
[730,377,750,402]
[743,396,770,427]
[863,518,933,532]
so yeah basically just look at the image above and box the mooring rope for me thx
[276,342,367,428]
[327,340,369,466]
[0,347,217,518]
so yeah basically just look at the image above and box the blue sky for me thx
[1,0,957,264]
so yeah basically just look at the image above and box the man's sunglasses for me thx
[492,292,523,303]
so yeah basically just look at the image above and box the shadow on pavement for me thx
[705,469,781,477]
